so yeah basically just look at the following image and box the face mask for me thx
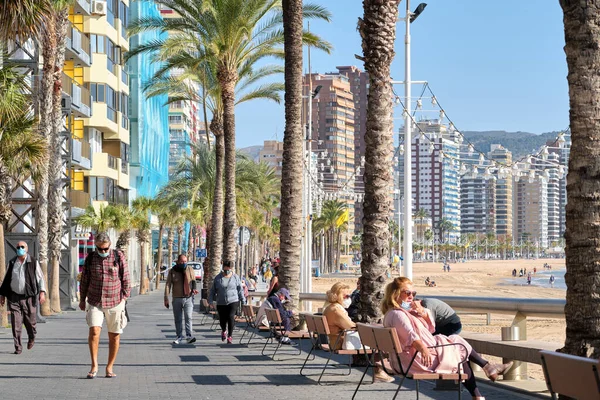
[98,251,110,258]
[342,298,352,308]
[223,269,231,275]
[16,248,27,257]
[400,301,412,310]
[177,263,187,268]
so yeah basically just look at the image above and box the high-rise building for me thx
[305,72,356,232]
[336,66,368,234]
[129,0,170,199]
[488,144,513,238]
[259,140,284,177]
[547,133,570,239]
[78,0,131,206]
[411,120,461,243]
[545,153,561,244]
[513,175,548,249]
[460,168,496,235]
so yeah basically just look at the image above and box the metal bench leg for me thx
[352,360,372,399]
[317,350,335,385]
[300,342,317,376]
[392,375,407,400]
[261,330,275,356]
[416,380,420,400]
[238,323,249,344]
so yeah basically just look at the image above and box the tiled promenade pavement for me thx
[0,288,542,400]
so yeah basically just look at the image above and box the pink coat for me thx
[383,308,471,374]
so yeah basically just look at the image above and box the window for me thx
[107,0,117,27]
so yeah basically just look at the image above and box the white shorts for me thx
[86,300,128,334]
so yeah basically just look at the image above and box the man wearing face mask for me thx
[209,260,244,344]
[0,241,47,354]
[164,254,197,344]
[79,233,130,379]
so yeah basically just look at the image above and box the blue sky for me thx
[234,0,568,148]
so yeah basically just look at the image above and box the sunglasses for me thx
[97,247,110,252]
[401,290,417,297]
[16,245,26,249]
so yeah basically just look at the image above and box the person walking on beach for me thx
[79,233,130,379]
[527,272,532,285]
[209,260,244,344]
[549,274,555,288]
[0,241,46,354]
[164,254,197,345]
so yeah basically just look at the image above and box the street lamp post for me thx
[401,0,427,281]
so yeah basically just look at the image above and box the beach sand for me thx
[311,258,566,381]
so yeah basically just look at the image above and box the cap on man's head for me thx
[277,288,291,300]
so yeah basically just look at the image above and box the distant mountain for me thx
[461,130,563,159]
[238,145,263,162]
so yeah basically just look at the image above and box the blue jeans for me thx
[172,297,194,338]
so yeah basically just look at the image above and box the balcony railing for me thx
[107,154,118,170]
[61,74,73,96]
[61,74,91,117]
[70,190,90,210]
[121,159,128,174]
[121,69,128,85]
[81,140,91,159]
[66,23,91,65]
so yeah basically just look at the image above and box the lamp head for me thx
[410,3,428,23]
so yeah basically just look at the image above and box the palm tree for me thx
[73,205,116,235]
[424,229,434,261]
[559,1,600,358]
[414,208,429,244]
[128,0,330,274]
[313,200,347,273]
[0,65,47,325]
[357,0,401,323]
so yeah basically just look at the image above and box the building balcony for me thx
[71,138,92,170]
[86,152,119,181]
[70,189,90,210]
[118,161,129,190]
[72,0,91,15]
[65,23,91,66]
[62,74,92,118]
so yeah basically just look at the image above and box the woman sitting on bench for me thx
[382,277,513,400]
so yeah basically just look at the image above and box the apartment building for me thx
[513,175,549,249]
[305,73,356,233]
[460,168,496,235]
[74,0,131,207]
[412,120,461,243]
[488,144,513,238]
[259,140,284,178]
[336,66,368,234]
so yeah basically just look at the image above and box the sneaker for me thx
[186,337,196,344]
[279,337,296,346]
[227,336,233,344]
[221,331,227,342]
[172,337,183,345]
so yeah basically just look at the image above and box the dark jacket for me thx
[0,256,39,298]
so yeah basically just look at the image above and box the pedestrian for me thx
[549,274,555,288]
[267,262,280,297]
[209,260,244,344]
[164,254,197,345]
[527,272,532,285]
[0,241,47,355]
[79,233,130,379]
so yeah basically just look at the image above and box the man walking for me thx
[164,254,197,344]
[0,241,46,354]
[79,233,130,379]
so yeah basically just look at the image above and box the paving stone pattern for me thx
[0,288,541,400]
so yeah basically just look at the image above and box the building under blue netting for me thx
[128,0,169,201]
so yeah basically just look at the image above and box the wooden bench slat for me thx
[410,373,440,379]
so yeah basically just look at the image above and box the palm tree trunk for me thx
[48,7,69,313]
[207,120,224,294]
[167,227,174,272]
[279,0,303,313]
[155,224,164,289]
[559,0,600,358]
[357,0,400,323]
[138,234,148,294]
[37,12,57,317]
[187,225,193,259]
[218,67,238,264]
[0,221,7,327]
[177,224,184,255]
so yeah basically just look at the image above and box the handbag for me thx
[342,330,364,350]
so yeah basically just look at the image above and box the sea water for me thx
[504,268,566,289]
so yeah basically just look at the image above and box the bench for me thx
[540,350,600,400]
[261,308,309,360]
[238,304,270,345]
[461,332,561,365]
